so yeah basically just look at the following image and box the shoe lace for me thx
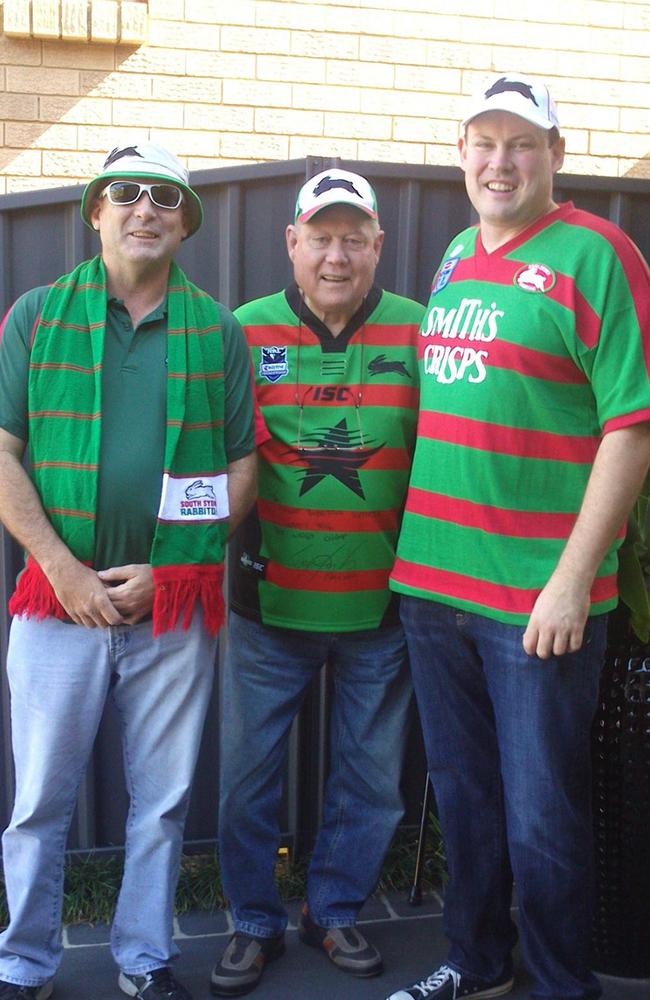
[416,965,460,997]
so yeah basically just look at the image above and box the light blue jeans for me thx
[218,612,412,937]
[0,612,217,988]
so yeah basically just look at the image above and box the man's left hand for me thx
[97,564,155,625]
[523,571,591,660]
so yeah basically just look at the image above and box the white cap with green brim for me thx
[80,142,203,237]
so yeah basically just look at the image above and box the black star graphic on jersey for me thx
[289,418,384,498]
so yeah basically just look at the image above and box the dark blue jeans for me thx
[400,596,607,1000]
[218,612,412,936]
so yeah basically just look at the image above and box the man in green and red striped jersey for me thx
[211,169,424,996]
[387,75,650,1000]
[0,143,256,1000]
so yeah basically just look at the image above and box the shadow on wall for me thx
[0,30,143,187]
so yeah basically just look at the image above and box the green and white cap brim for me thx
[295,168,378,223]
[80,142,203,237]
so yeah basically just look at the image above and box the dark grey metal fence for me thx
[1,156,649,855]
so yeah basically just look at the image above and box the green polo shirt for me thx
[0,284,254,569]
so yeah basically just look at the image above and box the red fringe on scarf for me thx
[8,556,68,621]
[152,563,225,637]
[8,557,225,637]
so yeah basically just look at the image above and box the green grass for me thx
[0,819,445,928]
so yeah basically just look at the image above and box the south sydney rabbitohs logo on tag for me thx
[259,346,289,383]
[514,263,556,293]
[157,473,229,521]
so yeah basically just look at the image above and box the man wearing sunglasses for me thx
[210,170,425,997]
[0,143,256,1000]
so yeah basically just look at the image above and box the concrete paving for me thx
[45,892,648,1000]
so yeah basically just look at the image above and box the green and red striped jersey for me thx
[391,202,650,624]
[232,283,425,632]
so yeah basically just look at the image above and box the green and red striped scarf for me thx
[9,255,229,635]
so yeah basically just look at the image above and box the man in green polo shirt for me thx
[0,143,256,1000]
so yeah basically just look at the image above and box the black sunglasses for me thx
[101,180,184,210]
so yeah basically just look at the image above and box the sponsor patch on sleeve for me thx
[431,244,464,295]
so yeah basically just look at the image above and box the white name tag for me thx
[158,473,229,522]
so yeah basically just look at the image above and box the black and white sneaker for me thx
[0,983,53,1000]
[386,963,514,1000]
[118,967,192,1000]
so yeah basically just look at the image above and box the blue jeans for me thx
[218,612,412,937]
[400,596,607,1000]
[0,613,217,988]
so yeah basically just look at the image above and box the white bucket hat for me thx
[81,141,203,237]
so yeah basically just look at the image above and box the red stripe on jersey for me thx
[267,563,389,593]
[405,487,579,538]
[349,323,420,346]
[244,323,419,347]
[258,497,399,533]
[564,207,650,373]
[418,411,599,462]
[604,408,650,434]
[391,557,618,614]
[260,439,412,470]
[245,324,300,346]
[256,383,418,409]
[453,255,602,349]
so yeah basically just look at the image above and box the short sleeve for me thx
[0,286,49,441]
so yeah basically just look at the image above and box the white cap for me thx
[462,73,560,132]
[295,169,378,223]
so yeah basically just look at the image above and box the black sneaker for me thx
[298,905,383,977]
[210,932,285,996]
[118,967,192,1000]
[386,964,514,999]
[0,985,53,1000]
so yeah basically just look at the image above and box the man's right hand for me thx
[49,559,124,628]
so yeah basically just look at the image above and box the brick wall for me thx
[0,0,648,194]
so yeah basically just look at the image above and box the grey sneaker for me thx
[0,984,53,1000]
[210,932,285,996]
[118,967,192,999]
[298,905,383,977]
[385,963,514,999]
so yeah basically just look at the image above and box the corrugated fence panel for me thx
[1,158,649,854]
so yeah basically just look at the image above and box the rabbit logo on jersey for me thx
[420,296,505,385]
[514,263,556,293]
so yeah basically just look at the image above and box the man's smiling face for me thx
[90,176,188,275]
[459,110,565,246]
[286,204,384,331]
